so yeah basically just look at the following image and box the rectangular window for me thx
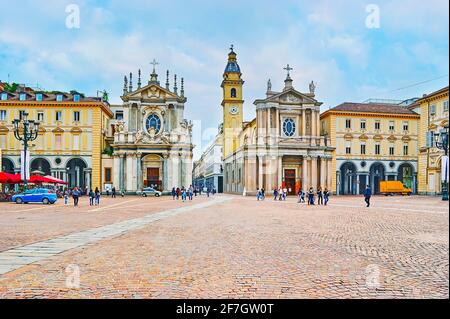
[115,111,124,120]
[0,110,6,121]
[444,100,449,112]
[389,144,395,155]
[74,94,80,102]
[403,121,409,132]
[345,141,351,154]
[36,93,43,101]
[73,135,80,150]
[55,111,62,122]
[360,143,366,155]
[37,112,44,122]
[56,94,63,102]
[375,143,381,155]
[403,143,408,155]
[55,135,62,150]
[19,93,26,101]
[74,111,80,122]
[389,121,395,131]
[430,104,436,116]
[0,93,7,100]
[104,168,112,183]
[360,120,366,130]
[345,119,351,129]
[375,120,381,130]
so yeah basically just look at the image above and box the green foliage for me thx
[3,82,19,93]
[103,146,114,156]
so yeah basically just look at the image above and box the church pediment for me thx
[124,84,182,101]
[259,88,319,105]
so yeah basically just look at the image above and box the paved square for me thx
[0,194,448,298]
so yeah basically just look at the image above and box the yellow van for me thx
[379,181,412,196]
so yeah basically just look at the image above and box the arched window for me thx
[230,88,237,98]
[283,118,296,137]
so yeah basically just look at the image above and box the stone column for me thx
[278,156,283,187]
[302,109,306,137]
[119,154,125,192]
[113,155,120,189]
[126,153,134,192]
[163,153,169,191]
[311,156,318,190]
[302,156,309,190]
[311,111,317,146]
[258,155,264,189]
[179,153,184,187]
[136,153,142,191]
[356,174,361,195]
[320,157,326,190]
[327,158,332,192]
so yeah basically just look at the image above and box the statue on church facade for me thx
[309,81,316,94]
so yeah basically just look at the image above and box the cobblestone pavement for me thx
[0,195,448,299]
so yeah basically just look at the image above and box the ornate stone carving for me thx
[115,120,125,133]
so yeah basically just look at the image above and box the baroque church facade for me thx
[221,48,334,195]
[109,62,194,193]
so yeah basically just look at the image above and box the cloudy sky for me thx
[0,0,448,158]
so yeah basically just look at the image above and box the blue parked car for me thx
[12,188,57,204]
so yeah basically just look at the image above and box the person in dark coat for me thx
[324,188,330,206]
[317,187,323,205]
[89,189,95,206]
[171,187,176,200]
[364,185,372,207]
[308,187,315,205]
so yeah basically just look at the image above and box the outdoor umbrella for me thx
[0,172,22,184]
[29,175,52,184]
[43,175,68,185]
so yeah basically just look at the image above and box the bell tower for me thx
[221,45,244,159]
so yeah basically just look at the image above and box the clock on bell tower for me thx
[221,45,244,159]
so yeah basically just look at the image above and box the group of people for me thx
[63,186,120,207]
[255,186,331,206]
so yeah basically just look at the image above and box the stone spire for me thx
[181,77,184,97]
[123,75,128,95]
[166,70,170,90]
[173,74,178,94]
[137,69,141,89]
[129,72,133,92]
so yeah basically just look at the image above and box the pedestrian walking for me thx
[324,188,330,205]
[181,188,187,202]
[283,187,287,201]
[256,188,261,201]
[278,187,283,201]
[171,187,176,200]
[273,188,279,201]
[95,187,100,205]
[317,187,323,205]
[72,187,80,207]
[364,185,372,207]
[89,189,95,206]
[308,187,315,205]
[64,189,69,205]
[189,186,194,201]
[261,188,265,200]
[111,187,116,198]
[176,187,180,200]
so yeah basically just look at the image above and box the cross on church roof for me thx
[230,44,234,52]
[150,59,159,73]
[283,64,293,77]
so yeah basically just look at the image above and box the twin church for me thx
[108,47,333,195]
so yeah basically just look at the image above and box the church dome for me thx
[224,47,241,73]
[224,61,241,73]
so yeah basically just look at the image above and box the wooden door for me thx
[285,169,296,195]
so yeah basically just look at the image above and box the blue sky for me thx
[0,0,448,158]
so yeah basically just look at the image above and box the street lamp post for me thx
[12,112,40,186]
[434,126,449,201]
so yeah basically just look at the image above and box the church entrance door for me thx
[284,169,296,195]
[146,168,161,190]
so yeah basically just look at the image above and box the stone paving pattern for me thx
[0,195,448,298]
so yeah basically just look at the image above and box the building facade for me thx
[107,65,194,193]
[221,48,334,195]
[0,87,113,190]
[411,86,449,195]
[192,130,224,192]
[320,102,420,195]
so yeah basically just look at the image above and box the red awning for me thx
[43,175,68,185]
[29,175,52,184]
[0,172,22,184]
